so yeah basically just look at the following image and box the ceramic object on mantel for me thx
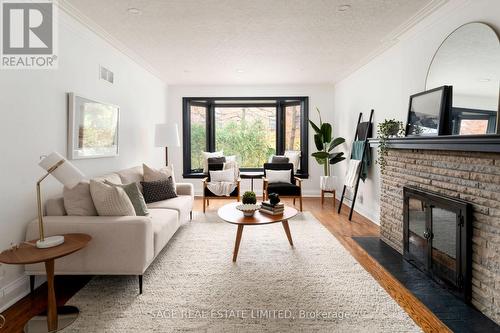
[320,176,336,191]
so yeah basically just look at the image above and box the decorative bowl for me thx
[236,204,261,217]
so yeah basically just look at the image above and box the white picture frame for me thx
[68,93,120,159]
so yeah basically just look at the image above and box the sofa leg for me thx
[138,275,143,294]
[190,211,193,221]
[30,275,35,294]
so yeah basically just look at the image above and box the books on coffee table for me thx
[259,201,284,215]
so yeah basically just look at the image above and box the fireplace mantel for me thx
[368,135,500,153]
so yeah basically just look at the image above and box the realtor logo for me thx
[1,0,58,69]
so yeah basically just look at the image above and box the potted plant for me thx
[237,191,259,216]
[376,119,405,173]
[309,108,346,191]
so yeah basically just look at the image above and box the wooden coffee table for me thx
[0,233,91,333]
[218,202,298,262]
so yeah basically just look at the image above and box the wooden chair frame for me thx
[262,177,303,211]
[202,177,241,213]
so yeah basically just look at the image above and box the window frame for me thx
[182,96,309,178]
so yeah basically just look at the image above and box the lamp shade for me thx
[38,152,85,189]
[155,123,180,147]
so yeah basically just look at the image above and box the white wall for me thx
[166,84,336,196]
[0,11,167,310]
[331,0,500,223]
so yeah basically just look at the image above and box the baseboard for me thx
[0,275,46,313]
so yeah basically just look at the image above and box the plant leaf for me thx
[316,107,323,126]
[309,120,321,134]
[329,152,346,165]
[314,156,326,165]
[321,123,332,143]
[327,137,345,152]
[314,134,324,151]
[312,151,329,159]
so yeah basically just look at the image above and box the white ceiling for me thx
[63,0,436,85]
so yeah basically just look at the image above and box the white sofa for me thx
[25,166,194,293]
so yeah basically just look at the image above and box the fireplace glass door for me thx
[407,197,428,269]
[430,207,458,286]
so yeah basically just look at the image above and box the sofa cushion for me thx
[148,208,180,256]
[46,198,67,216]
[267,182,301,196]
[63,181,98,216]
[92,173,122,185]
[90,180,136,216]
[147,195,193,223]
[117,166,144,191]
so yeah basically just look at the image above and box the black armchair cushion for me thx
[207,163,224,181]
[263,163,294,183]
[266,183,301,196]
[204,186,239,197]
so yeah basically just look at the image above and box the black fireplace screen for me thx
[403,186,471,301]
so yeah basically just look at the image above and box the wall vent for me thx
[100,65,114,84]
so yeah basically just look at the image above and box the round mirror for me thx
[426,22,500,135]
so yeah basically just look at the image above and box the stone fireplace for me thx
[380,147,500,325]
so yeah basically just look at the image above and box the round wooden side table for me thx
[0,233,91,332]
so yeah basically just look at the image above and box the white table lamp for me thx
[37,152,85,248]
[155,123,180,166]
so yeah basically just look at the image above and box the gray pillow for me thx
[271,156,290,164]
[105,181,149,216]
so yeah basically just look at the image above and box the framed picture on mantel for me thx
[406,86,452,136]
[68,93,120,159]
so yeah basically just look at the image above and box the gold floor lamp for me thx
[36,152,84,248]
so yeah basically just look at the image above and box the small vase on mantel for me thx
[320,176,336,191]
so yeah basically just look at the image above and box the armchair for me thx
[262,163,302,211]
[202,163,240,212]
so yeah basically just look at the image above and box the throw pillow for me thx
[210,168,235,182]
[63,181,98,216]
[207,156,226,165]
[105,181,149,216]
[141,177,177,203]
[202,151,223,173]
[89,180,136,216]
[266,169,292,184]
[285,150,301,173]
[143,164,176,191]
[271,155,290,164]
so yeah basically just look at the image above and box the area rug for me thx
[62,212,421,332]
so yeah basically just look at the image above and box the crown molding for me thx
[56,0,165,83]
[333,0,450,84]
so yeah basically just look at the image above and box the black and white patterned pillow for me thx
[140,177,177,203]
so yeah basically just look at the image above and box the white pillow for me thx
[225,155,236,162]
[202,151,223,173]
[210,168,235,182]
[89,180,136,216]
[143,164,175,183]
[266,169,292,184]
[285,150,301,173]
[224,160,240,180]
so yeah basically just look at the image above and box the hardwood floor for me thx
[1,197,450,332]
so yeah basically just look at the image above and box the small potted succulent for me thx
[237,191,260,216]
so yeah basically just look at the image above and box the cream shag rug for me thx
[62,211,421,332]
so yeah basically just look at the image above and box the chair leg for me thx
[138,275,143,294]
[203,197,206,213]
[207,199,210,206]
[190,211,193,221]
[30,275,35,294]
[299,196,303,212]
[293,198,296,205]
[321,190,324,205]
[333,191,336,210]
